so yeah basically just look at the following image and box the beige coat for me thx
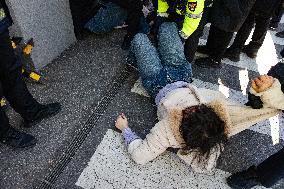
[128,79,284,174]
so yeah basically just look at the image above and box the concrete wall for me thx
[6,0,76,70]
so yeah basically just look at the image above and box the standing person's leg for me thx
[257,148,284,187]
[112,0,144,49]
[224,13,255,62]
[227,147,284,188]
[0,30,40,120]
[0,30,61,128]
[195,25,234,68]
[207,26,234,62]
[184,4,211,63]
[243,14,271,58]
[0,85,10,136]
[270,0,284,30]
[0,83,37,148]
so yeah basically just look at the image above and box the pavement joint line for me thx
[35,65,131,189]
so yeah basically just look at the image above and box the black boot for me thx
[0,127,37,148]
[22,102,61,128]
[195,57,222,68]
[196,45,210,55]
[243,45,258,59]
[227,166,261,189]
[224,47,241,62]
[276,31,284,38]
[121,35,133,50]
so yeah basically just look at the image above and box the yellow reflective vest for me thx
[157,0,204,38]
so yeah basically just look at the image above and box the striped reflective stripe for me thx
[0,8,6,21]
[185,11,203,19]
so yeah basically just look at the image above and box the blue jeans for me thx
[129,22,193,97]
[84,2,149,35]
[84,2,127,34]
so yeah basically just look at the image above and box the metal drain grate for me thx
[35,66,131,189]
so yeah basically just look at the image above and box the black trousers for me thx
[184,2,211,63]
[110,0,143,38]
[257,147,284,187]
[0,30,40,135]
[206,25,234,62]
[270,0,284,27]
[230,11,272,51]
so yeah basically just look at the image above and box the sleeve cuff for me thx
[122,128,141,145]
[179,30,189,39]
[157,12,169,18]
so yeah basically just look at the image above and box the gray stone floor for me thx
[0,20,284,189]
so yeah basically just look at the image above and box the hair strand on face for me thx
[180,104,228,161]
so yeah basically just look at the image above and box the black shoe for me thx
[196,45,210,55]
[276,31,284,38]
[243,45,258,59]
[224,47,241,62]
[227,166,261,189]
[121,35,133,50]
[23,102,61,128]
[0,127,37,148]
[195,57,222,68]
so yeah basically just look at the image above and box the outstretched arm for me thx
[227,75,284,136]
[115,114,170,165]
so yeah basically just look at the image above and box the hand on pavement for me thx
[115,113,129,131]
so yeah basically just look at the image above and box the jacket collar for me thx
[167,85,232,144]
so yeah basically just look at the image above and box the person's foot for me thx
[224,47,241,62]
[243,45,258,59]
[276,31,284,38]
[23,102,61,128]
[121,35,133,50]
[195,57,222,68]
[196,45,210,55]
[0,127,37,148]
[227,166,261,189]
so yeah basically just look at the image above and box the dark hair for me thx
[180,105,228,159]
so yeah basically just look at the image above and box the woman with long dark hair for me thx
[115,22,284,174]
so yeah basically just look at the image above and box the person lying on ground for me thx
[84,0,154,50]
[114,23,284,175]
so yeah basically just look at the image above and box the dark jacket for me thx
[0,0,12,34]
[210,0,256,32]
